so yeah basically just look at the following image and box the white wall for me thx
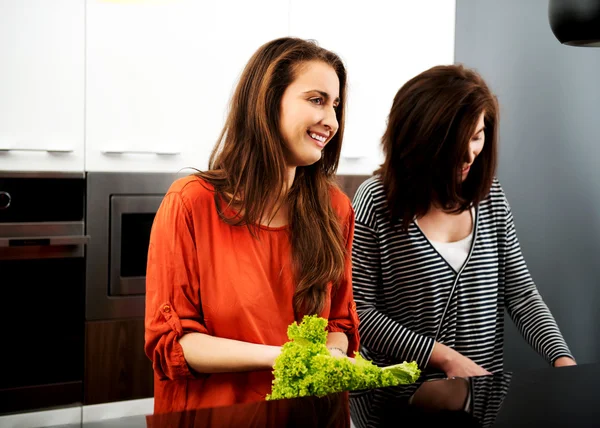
[290,0,456,174]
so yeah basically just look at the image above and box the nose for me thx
[321,106,338,134]
[466,145,479,165]
[467,149,476,165]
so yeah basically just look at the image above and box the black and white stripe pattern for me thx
[349,372,513,428]
[349,176,573,427]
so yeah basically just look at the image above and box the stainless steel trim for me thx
[0,147,74,153]
[0,223,88,260]
[0,171,86,179]
[0,235,89,247]
[86,171,186,320]
[0,222,85,238]
[101,149,180,155]
[110,194,164,296]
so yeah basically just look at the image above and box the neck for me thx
[286,166,297,192]
[259,167,296,227]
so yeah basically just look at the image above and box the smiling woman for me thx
[144,37,360,416]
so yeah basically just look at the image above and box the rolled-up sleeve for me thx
[326,203,360,356]
[144,191,208,381]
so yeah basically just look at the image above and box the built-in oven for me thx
[86,172,182,320]
[0,172,88,415]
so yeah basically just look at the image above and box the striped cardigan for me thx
[351,175,572,372]
[349,176,573,427]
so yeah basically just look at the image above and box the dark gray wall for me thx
[455,0,600,370]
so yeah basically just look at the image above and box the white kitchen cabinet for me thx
[289,0,456,175]
[85,0,288,173]
[0,0,85,172]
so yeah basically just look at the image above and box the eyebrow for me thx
[474,125,486,135]
[303,90,341,104]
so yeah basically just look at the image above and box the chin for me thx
[296,152,323,167]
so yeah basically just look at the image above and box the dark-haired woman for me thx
[144,37,359,414]
[350,64,575,428]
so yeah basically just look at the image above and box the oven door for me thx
[110,195,163,296]
[0,222,88,414]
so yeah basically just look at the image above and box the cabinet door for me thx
[290,0,456,175]
[84,318,153,405]
[85,0,288,173]
[0,0,84,172]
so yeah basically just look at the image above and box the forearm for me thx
[507,290,574,363]
[428,342,455,372]
[358,307,435,368]
[179,332,281,374]
[429,341,490,377]
[326,331,349,355]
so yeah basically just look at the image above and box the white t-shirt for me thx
[417,207,475,272]
[430,231,473,271]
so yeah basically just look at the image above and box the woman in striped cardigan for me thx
[350,64,575,428]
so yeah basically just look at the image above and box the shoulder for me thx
[486,177,510,210]
[157,175,217,222]
[354,175,384,201]
[478,177,512,228]
[351,175,387,225]
[166,174,215,206]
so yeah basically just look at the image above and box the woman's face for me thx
[461,111,486,181]
[279,60,340,168]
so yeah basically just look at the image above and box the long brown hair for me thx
[376,64,499,230]
[196,37,348,318]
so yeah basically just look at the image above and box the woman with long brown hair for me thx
[349,64,575,428]
[144,37,359,414]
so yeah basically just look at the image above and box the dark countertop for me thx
[79,362,600,427]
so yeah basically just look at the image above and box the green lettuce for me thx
[266,315,421,400]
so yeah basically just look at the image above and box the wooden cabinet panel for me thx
[84,318,153,405]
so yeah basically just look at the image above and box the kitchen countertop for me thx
[72,362,600,427]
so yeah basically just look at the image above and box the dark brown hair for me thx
[196,37,348,318]
[376,64,499,230]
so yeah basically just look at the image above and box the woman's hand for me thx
[430,342,491,378]
[443,352,491,378]
[327,347,347,358]
[327,347,355,364]
[554,356,577,367]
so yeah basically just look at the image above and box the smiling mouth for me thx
[307,131,327,147]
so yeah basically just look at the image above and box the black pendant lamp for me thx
[548,0,600,47]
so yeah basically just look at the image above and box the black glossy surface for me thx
[0,177,85,222]
[76,363,600,427]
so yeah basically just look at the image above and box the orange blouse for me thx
[144,175,359,414]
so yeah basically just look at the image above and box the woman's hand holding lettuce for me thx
[267,315,420,400]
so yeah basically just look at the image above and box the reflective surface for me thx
[60,363,600,427]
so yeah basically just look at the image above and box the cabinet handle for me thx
[0,235,90,248]
[101,149,180,156]
[0,147,74,153]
